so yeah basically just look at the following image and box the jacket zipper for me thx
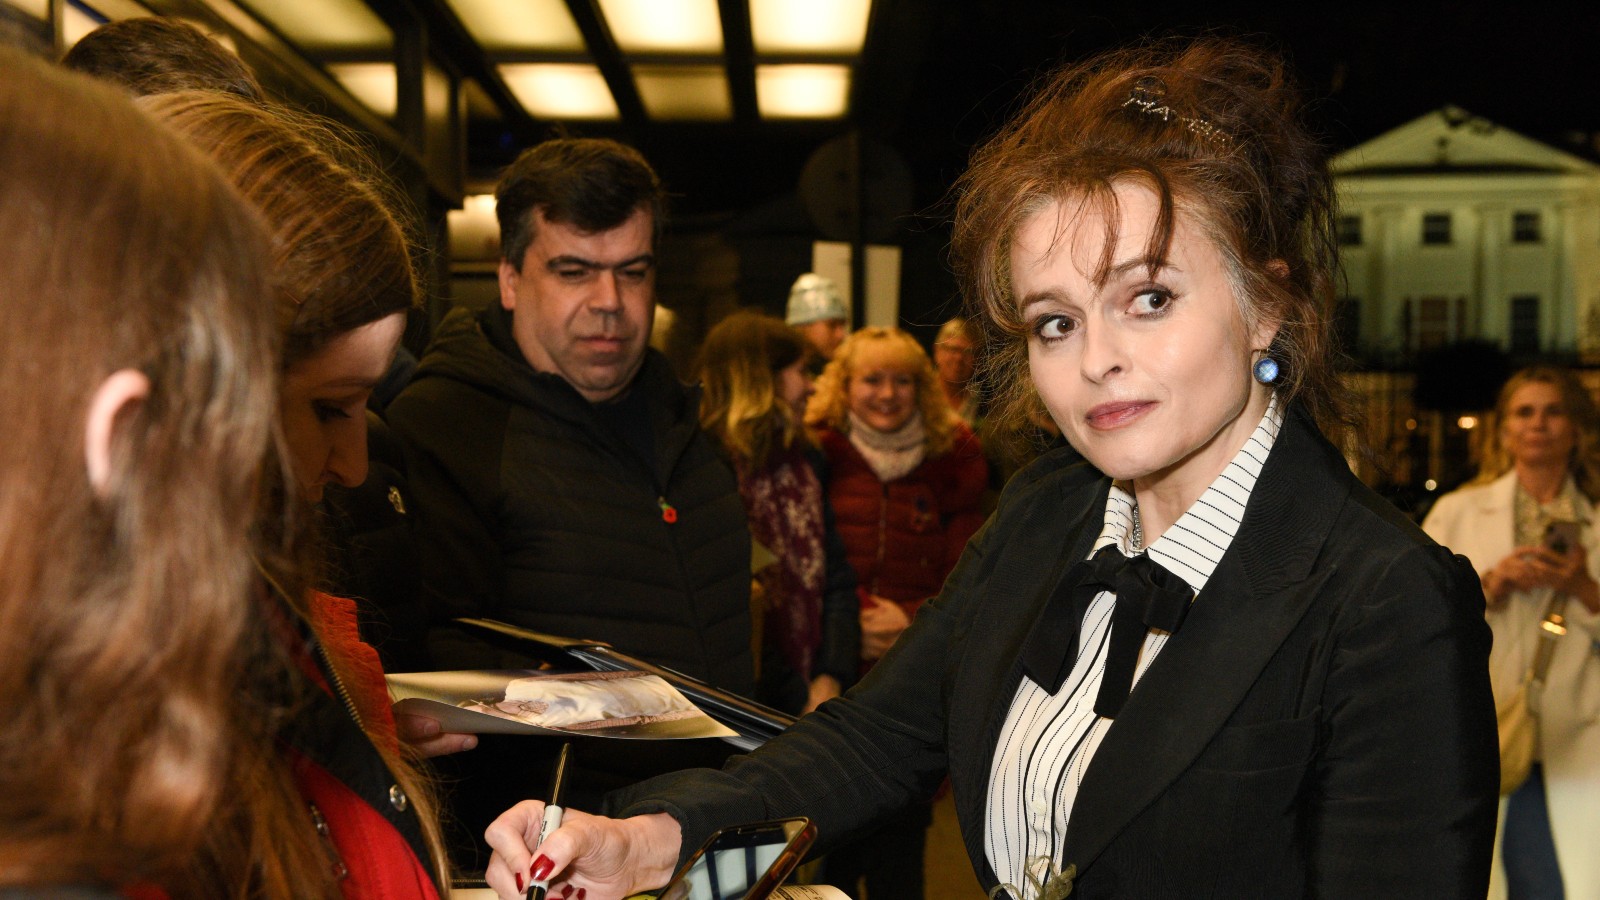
[314,639,365,734]
[872,481,889,596]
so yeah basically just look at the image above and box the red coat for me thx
[295,592,441,900]
[816,423,988,619]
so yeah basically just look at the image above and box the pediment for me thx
[1333,106,1599,176]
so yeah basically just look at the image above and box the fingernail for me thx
[530,855,554,882]
[577,890,587,900]
[515,872,524,892]
[464,735,478,750]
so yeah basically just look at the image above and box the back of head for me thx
[786,273,848,326]
[496,136,665,268]
[0,48,278,886]
[697,310,808,466]
[140,91,418,367]
[953,37,1346,438]
[62,15,264,101]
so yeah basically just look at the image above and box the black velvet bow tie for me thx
[1020,544,1195,718]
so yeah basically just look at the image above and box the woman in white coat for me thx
[1424,366,1600,900]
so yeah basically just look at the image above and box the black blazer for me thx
[615,409,1499,898]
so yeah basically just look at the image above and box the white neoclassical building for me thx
[1334,106,1600,362]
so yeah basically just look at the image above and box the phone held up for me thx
[1544,519,1582,556]
[657,818,816,900]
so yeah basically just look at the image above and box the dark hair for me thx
[952,37,1350,442]
[61,16,264,101]
[697,311,809,467]
[496,136,665,268]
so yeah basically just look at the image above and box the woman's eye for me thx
[1131,288,1173,316]
[314,400,356,423]
[1032,314,1075,342]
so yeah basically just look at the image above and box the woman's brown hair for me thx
[806,327,961,456]
[697,310,812,468]
[0,51,279,889]
[139,91,420,369]
[1474,366,1600,503]
[952,37,1350,442]
[141,93,449,893]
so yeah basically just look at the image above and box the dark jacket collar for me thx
[415,304,704,482]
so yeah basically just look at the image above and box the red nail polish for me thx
[577,889,587,899]
[515,871,524,892]
[530,854,555,882]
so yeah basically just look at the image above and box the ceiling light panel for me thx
[751,0,871,55]
[634,66,731,121]
[499,63,619,120]
[1,0,47,19]
[756,64,850,118]
[597,0,723,55]
[60,3,103,47]
[445,0,584,52]
[240,0,391,53]
[328,62,396,117]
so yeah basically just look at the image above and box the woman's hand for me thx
[485,804,682,900]
[804,674,842,713]
[394,711,477,758]
[1486,546,1562,603]
[1485,544,1600,614]
[860,595,912,660]
[1544,541,1600,614]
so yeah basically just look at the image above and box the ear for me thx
[1250,259,1290,352]
[1250,314,1282,355]
[497,258,520,312]
[84,369,151,496]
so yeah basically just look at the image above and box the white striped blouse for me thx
[983,395,1285,899]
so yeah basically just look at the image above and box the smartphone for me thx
[657,818,816,900]
[1544,519,1582,556]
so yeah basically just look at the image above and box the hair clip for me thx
[1122,75,1233,146]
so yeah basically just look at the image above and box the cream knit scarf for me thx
[847,410,927,483]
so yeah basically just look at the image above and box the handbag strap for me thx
[1530,593,1570,683]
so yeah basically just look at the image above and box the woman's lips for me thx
[1085,400,1154,430]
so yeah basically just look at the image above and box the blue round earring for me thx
[1252,357,1280,385]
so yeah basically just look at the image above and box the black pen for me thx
[527,741,572,900]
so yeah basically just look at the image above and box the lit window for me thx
[1512,211,1542,243]
[1336,297,1360,351]
[1422,213,1452,245]
[1337,214,1362,246]
[1510,295,1539,354]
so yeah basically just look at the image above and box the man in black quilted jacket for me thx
[389,138,753,696]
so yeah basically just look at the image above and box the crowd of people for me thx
[0,14,1593,900]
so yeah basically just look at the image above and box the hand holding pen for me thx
[525,742,572,900]
[484,796,685,900]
